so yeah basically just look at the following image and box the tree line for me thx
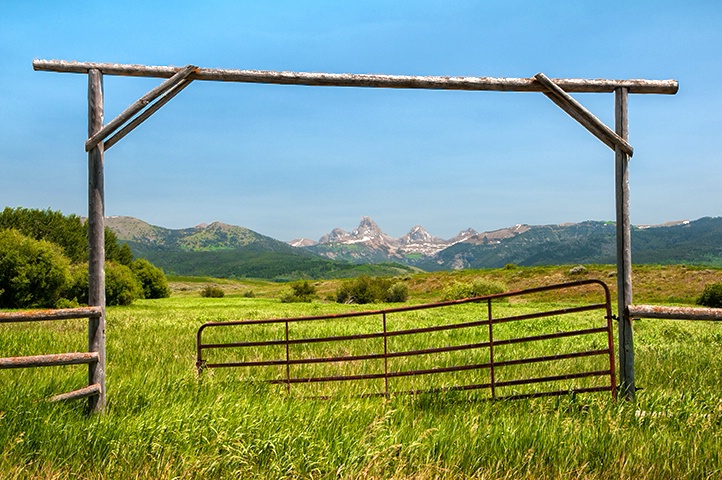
[0,207,170,308]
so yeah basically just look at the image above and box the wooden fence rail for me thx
[628,304,722,321]
[0,306,104,405]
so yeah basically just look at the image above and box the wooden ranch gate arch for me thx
[33,59,680,411]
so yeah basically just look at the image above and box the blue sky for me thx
[1,1,720,241]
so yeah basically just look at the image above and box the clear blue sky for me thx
[1,1,720,241]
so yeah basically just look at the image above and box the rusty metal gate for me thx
[196,280,616,400]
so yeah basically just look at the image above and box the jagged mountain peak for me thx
[450,228,478,244]
[289,238,318,248]
[318,227,350,244]
[351,216,384,238]
[400,225,444,245]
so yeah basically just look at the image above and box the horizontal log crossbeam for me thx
[33,59,679,95]
[628,304,722,321]
[0,352,99,369]
[0,306,102,323]
[50,383,101,402]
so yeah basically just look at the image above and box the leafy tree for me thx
[117,243,134,266]
[0,207,86,263]
[0,207,131,265]
[0,229,70,308]
[1,207,168,307]
[131,258,170,299]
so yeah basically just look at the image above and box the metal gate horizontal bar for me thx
[314,381,613,401]
[0,352,99,369]
[496,370,611,388]
[498,385,613,401]
[204,326,610,369]
[267,349,610,385]
[199,307,608,352]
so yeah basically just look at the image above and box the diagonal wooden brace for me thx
[85,64,197,151]
[535,73,633,157]
[104,77,194,150]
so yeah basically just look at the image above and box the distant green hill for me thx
[419,218,722,270]
[106,217,418,280]
[107,216,722,279]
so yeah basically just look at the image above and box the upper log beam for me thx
[33,59,679,95]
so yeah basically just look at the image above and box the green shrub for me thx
[131,258,170,299]
[441,279,507,301]
[280,280,317,303]
[335,275,407,304]
[65,262,143,306]
[0,229,70,308]
[697,282,722,308]
[200,285,225,298]
[105,263,144,306]
[64,264,90,305]
[386,282,409,303]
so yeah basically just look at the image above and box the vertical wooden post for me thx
[87,68,106,412]
[615,87,635,400]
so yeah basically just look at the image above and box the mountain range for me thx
[106,215,722,279]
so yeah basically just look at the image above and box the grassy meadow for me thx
[1,265,721,479]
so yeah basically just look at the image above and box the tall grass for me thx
[1,283,721,478]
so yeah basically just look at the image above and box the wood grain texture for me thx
[34,59,679,94]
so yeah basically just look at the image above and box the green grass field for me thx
[1,266,721,479]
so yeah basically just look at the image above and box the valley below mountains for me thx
[106,215,722,280]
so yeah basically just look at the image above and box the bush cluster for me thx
[200,285,225,298]
[441,279,507,301]
[280,280,317,303]
[0,208,170,308]
[0,229,70,308]
[697,282,722,308]
[335,275,408,304]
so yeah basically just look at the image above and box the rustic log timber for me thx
[0,306,102,323]
[87,68,106,413]
[85,65,197,151]
[535,73,634,156]
[615,87,635,401]
[628,305,722,321]
[0,352,99,369]
[50,383,101,402]
[33,59,678,95]
[104,77,194,150]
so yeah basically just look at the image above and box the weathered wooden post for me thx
[87,68,106,412]
[615,87,635,400]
